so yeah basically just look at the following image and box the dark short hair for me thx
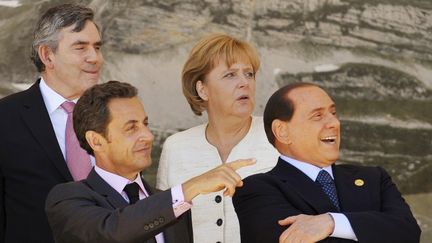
[31,3,97,72]
[263,82,318,146]
[73,81,138,155]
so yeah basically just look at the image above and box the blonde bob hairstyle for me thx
[182,33,260,116]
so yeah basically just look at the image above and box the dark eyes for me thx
[245,72,255,78]
[312,113,323,120]
[223,71,255,79]
[224,72,235,78]
[126,122,149,132]
[126,125,138,132]
[311,111,337,121]
[74,46,101,51]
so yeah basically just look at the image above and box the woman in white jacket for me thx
[156,33,278,243]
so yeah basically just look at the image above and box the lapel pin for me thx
[354,179,364,186]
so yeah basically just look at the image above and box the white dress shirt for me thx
[280,155,358,241]
[38,78,95,165]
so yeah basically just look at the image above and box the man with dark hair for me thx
[0,4,103,242]
[45,81,255,243]
[233,83,421,243]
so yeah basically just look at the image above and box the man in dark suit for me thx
[233,83,421,243]
[0,4,103,243]
[45,81,255,243]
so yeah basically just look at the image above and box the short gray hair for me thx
[30,3,97,72]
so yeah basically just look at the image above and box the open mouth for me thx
[320,136,337,144]
[237,95,249,101]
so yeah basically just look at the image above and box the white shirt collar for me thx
[39,77,78,114]
[279,154,334,181]
[94,165,146,195]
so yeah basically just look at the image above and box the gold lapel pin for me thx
[354,179,364,186]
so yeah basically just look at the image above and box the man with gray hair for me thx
[0,3,103,242]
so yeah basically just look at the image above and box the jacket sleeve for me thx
[233,175,356,243]
[45,182,183,243]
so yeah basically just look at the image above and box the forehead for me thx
[57,20,101,45]
[288,86,335,113]
[107,97,146,122]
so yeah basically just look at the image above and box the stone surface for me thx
[0,0,431,241]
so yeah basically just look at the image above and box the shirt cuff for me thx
[171,184,192,218]
[329,213,358,241]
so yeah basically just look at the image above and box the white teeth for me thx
[321,136,336,142]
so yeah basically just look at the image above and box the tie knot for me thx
[124,182,140,204]
[316,170,333,184]
[61,101,75,114]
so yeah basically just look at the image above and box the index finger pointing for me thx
[227,158,256,171]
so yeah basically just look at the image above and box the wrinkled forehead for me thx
[288,86,335,112]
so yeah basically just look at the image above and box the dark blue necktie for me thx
[316,170,341,212]
[124,182,140,204]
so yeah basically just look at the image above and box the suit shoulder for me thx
[0,83,38,109]
[47,181,90,202]
[0,89,27,108]
[241,172,279,190]
[337,163,389,177]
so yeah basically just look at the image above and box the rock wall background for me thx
[0,0,431,241]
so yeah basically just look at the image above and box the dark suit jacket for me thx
[233,158,421,243]
[0,80,72,243]
[45,169,193,243]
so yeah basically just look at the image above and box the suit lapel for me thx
[20,81,72,181]
[86,169,129,208]
[271,158,339,213]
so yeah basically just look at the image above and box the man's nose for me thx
[326,113,340,129]
[85,47,102,64]
[139,126,154,143]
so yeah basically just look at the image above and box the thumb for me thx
[278,216,296,226]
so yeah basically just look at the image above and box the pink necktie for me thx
[61,101,92,181]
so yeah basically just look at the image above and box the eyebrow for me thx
[123,120,138,128]
[309,103,336,114]
[122,116,149,128]
[71,40,103,46]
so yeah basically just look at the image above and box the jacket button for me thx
[144,225,149,230]
[159,217,165,223]
[216,218,223,226]
[149,223,154,228]
[215,195,222,203]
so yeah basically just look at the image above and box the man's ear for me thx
[272,119,292,145]
[85,131,106,153]
[196,80,208,101]
[38,44,55,69]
